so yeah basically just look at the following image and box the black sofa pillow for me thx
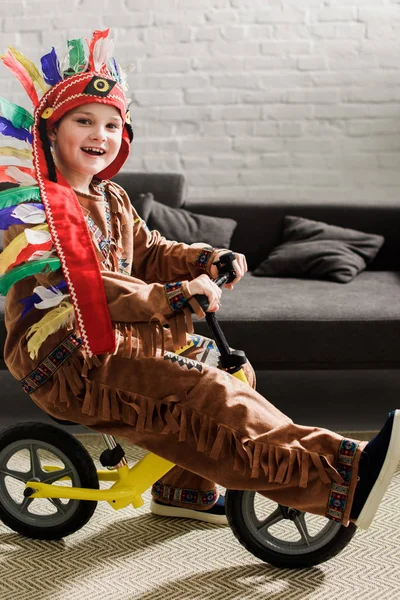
[133,193,237,249]
[253,215,385,283]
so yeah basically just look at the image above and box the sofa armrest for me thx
[112,172,186,208]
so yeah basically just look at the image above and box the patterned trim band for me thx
[86,194,112,262]
[164,282,188,312]
[325,439,359,523]
[152,480,217,508]
[20,332,82,394]
[194,248,213,270]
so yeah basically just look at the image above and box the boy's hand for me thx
[209,250,248,290]
[186,274,222,312]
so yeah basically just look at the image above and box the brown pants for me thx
[31,334,365,526]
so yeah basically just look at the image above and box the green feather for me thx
[0,185,42,209]
[67,39,87,74]
[0,257,61,295]
[0,97,34,131]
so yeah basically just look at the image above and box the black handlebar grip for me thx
[213,251,237,284]
[193,293,209,312]
[192,271,231,312]
[188,252,237,313]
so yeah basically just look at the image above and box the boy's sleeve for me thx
[131,211,222,284]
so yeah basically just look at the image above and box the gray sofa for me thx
[1,171,399,433]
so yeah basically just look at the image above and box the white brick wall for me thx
[1,0,400,202]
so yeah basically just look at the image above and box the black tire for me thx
[0,422,99,540]
[226,490,357,569]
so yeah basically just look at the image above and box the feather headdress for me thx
[0,29,134,359]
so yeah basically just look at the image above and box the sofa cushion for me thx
[133,192,237,249]
[253,216,384,283]
[193,271,400,369]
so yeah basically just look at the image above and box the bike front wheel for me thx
[226,489,357,569]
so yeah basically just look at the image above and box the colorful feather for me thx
[18,280,69,319]
[66,38,88,75]
[33,283,69,310]
[0,146,32,162]
[88,29,110,71]
[0,257,61,295]
[0,223,50,274]
[0,185,42,209]
[107,58,121,84]
[5,166,36,186]
[0,117,33,144]
[8,46,48,93]
[0,97,34,131]
[26,300,75,359]
[1,51,39,106]
[0,165,35,183]
[7,240,53,273]
[93,37,114,73]
[40,47,62,86]
[0,203,45,230]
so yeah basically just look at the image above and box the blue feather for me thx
[18,280,68,319]
[0,203,45,230]
[111,58,121,84]
[0,117,32,144]
[40,47,62,86]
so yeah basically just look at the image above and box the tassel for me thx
[0,146,32,162]
[18,280,68,318]
[26,300,75,359]
[0,185,41,209]
[88,29,110,71]
[0,256,61,295]
[1,51,39,106]
[66,39,88,75]
[5,167,37,186]
[40,47,62,86]
[0,117,33,144]
[0,223,49,274]
[0,204,45,230]
[8,46,48,93]
[0,97,34,131]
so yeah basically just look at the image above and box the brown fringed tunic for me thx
[4,180,365,523]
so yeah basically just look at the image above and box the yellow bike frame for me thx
[24,362,248,510]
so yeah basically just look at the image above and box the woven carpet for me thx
[0,433,398,600]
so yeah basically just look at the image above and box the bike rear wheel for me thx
[0,422,99,540]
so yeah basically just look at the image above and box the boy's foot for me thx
[350,409,400,530]
[150,494,228,525]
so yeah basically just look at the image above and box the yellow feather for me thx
[26,301,75,360]
[8,46,49,93]
[0,146,33,161]
[0,223,49,275]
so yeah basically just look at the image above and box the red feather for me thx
[1,51,39,106]
[88,29,110,71]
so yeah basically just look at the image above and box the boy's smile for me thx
[48,102,123,193]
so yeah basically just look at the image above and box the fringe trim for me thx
[54,356,344,489]
[112,307,195,359]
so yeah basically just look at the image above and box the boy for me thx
[0,30,399,531]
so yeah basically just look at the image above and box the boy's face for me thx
[48,102,123,183]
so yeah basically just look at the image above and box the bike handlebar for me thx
[192,251,236,313]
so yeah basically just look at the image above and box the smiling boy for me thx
[0,30,398,532]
